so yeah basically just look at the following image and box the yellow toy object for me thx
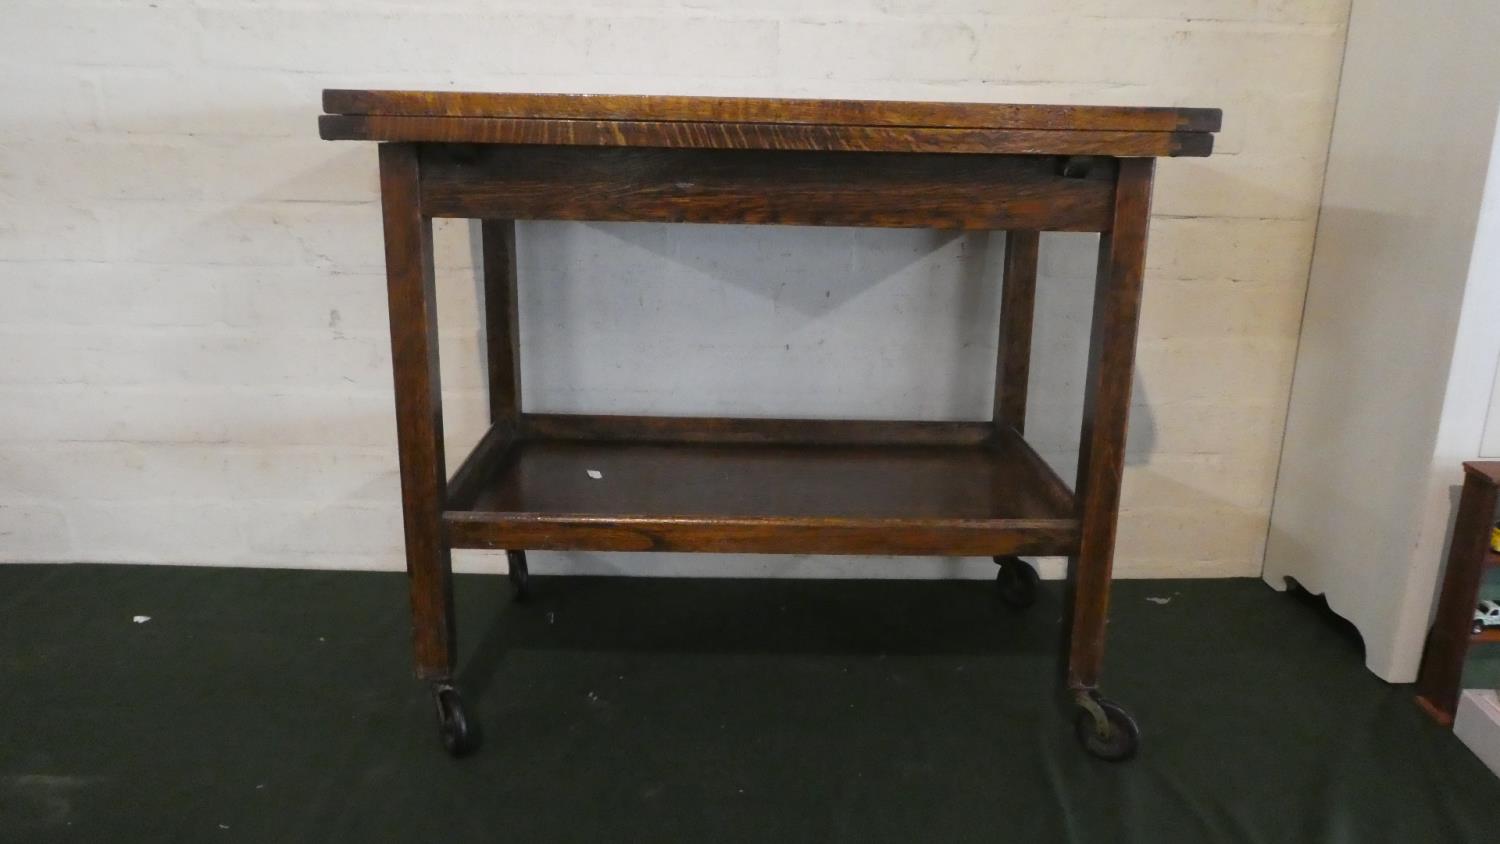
[1492,521,1500,554]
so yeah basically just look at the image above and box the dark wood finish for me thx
[1415,695,1450,725]
[445,423,515,512]
[1064,157,1155,692]
[321,115,1212,157]
[325,89,1222,133]
[418,146,1116,231]
[448,514,1077,557]
[519,413,994,447]
[481,220,521,427]
[475,428,1073,521]
[328,90,1221,742]
[445,428,1077,556]
[995,231,1040,433]
[1415,462,1500,725]
[322,91,1217,157]
[378,143,455,682]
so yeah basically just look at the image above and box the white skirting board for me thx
[1455,690,1500,777]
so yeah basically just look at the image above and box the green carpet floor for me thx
[3,564,1499,842]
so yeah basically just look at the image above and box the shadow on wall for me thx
[462,219,1154,444]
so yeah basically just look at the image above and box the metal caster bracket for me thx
[1072,689,1140,762]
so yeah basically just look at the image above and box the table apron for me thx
[414,144,1118,231]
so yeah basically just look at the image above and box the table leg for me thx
[994,230,1039,436]
[379,143,455,683]
[481,219,521,426]
[1066,158,1153,692]
[481,219,530,601]
[991,230,1042,607]
[1063,159,1153,762]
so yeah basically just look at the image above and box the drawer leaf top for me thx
[321,89,1219,157]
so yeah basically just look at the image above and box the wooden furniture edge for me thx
[1415,468,1500,725]
[516,413,995,445]
[324,88,1222,133]
[318,115,1214,157]
[443,511,1081,556]
[1415,694,1456,728]
[1463,460,1500,485]
[445,422,517,511]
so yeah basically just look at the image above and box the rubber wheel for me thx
[994,556,1039,609]
[434,685,480,757]
[1476,621,1486,635]
[507,550,530,603]
[1075,698,1140,762]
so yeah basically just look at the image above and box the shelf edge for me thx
[444,511,1080,556]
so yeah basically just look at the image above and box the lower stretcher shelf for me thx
[443,420,1079,556]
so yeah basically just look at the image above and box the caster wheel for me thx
[1074,695,1139,762]
[507,550,530,602]
[433,683,481,757]
[994,556,1039,609]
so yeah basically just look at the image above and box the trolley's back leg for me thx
[992,230,1042,606]
[480,220,530,601]
[994,229,1039,436]
[481,219,521,428]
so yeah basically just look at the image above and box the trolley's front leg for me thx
[1065,157,1154,761]
[380,144,477,756]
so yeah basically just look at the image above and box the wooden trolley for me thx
[319,89,1221,761]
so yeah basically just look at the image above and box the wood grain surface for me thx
[442,421,1076,556]
[321,114,1213,156]
[325,89,1221,132]
[416,145,1118,230]
[378,144,456,681]
[1065,157,1155,692]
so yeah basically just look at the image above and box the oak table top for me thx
[320,89,1221,157]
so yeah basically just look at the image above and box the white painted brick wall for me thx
[0,0,1350,579]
